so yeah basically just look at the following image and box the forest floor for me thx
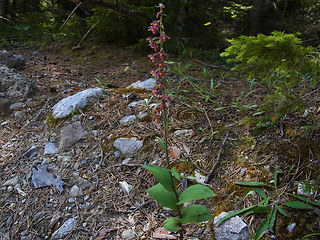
[0,42,320,240]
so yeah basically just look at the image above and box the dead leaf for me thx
[152,228,177,239]
[182,144,190,156]
[170,146,181,159]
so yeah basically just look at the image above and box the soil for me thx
[0,42,320,240]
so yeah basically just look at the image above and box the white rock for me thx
[128,100,145,108]
[214,212,249,240]
[127,78,156,90]
[287,223,296,233]
[119,115,136,124]
[119,181,133,194]
[173,129,195,139]
[121,229,135,239]
[52,88,106,119]
[113,137,143,155]
[194,171,206,184]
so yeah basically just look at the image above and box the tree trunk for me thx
[0,0,8,19]
[249,0,262,35]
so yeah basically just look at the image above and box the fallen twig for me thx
[205,132,229,183]
[60,2,82,30]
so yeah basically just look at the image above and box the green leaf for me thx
[177,185,216,205]
[254,187,267,199]
[143,165,176,192]
[287,193,320,207]
[163,217,182,232]
[170,167,181,182]
[253,207,271,214]
[235,181,265,187]
[185,176,197,180]
[274,170,283,189]
[255,219,269,240]
[181,205,212,224]
[215,197,271,225]
[275,205,287,217]
[283,201,314,209]
[156,137,167,153]
[146,184,178,210]
[268,208,277,231]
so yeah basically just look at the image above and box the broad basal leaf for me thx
[181,204,212,224]
[146,184,178,210]
[143,165,176,192]
[254,187,267,199]
[163,217,182,232]
[287,193,320,207]
[177,184,216,205]
[283,201,313,209]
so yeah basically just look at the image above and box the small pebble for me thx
[7,186,13,192]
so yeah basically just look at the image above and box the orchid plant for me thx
[143,4,216,239]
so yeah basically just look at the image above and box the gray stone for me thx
[7,186,13,192]
[214,212,249,240]
[121,229,135,239]
[70,185,81,197]
[137,111,148,120]
[57,154,71,162]
[0,50,25,69]
[31,164,66,193]
[173,129,195,139]
[51,88,106,119]
[1,120,9,125]
[0,64,38,99]
[44,143,59,155]
[50,218,77,240]
[59,121,88,150]
[119,115,136,124]
[113,137,143,155]
[14,111,24,119]
[287,223,296,233]
[128,100,145,108]
[127,78,156,90]
[10,102,25,110]
[23,146,39,159]
[68,198,75,203]
[3,175,20,186]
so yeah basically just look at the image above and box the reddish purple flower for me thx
[159,34,169,42]
[156,82,166,89]
[157,62,167,71]
[148,54,157,63]
[158,71,166,79]
[162,95,171,102]
[151,87,160,96]
[157,51,168,59]
[148,21,160,34]
[147,37,159,51]
[155,104,165,114]
[155,116,163,124]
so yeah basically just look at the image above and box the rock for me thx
[119,115,136,124]
[44,143,59,155]
[0,50,25,69]
[31,164,66,193]
[59,121,88,150]
[0,98,11,116]
[173,129,195,139]
[122,157,132,164]
[50,218,77,240]
[57,154,71,162]
[68,198,75,203]
[0,64,38,99]
[121,229,135,239]
[137,111,148,120]
[23,146,39,159]
[287,223,296,232]
[214,212,249,240]
[0,120,9,125]
[9,102,25,110]
[128,100,145,108]
[119,181,133,194]
[113,137,143,155]
[127,78,156,90]
[7,186,13,192]
[3,175,20,186]
[70,185,81,197]
[14,111,24,119]
[51,88,106,119]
